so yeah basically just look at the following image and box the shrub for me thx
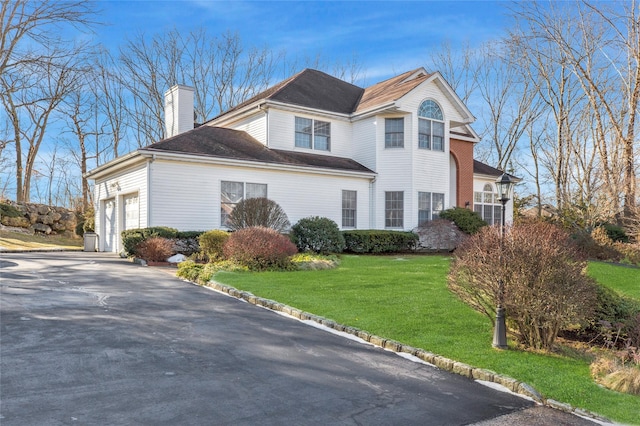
[177,259,248,284]
[601,223,629,243]
[176,260,205,282]
[582,285,640,348]
[134,237,174,262]
[82,207,95,233]
[227,198,290,232]
[449,222,598,350]
[198,230,230,261]
[290,216,345,254]
[571,230,621,262]
[290,253,340,270]
[0,202,23,218]
[438,207,487,235]
[121,227,179,256]
[342,230,418,253]
[614,242,640,266]
[223,226,297,270]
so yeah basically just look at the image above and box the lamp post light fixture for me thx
[492,172,514,349]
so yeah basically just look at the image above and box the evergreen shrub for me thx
[601,223,629,243]
[0,202,23,218]
[121,227,179,256]
[438,207,487,235]
[342,230,418,253]
[290,216,345,254]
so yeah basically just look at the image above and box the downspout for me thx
[147,154,155,227]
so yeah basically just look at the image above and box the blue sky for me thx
[96,0,511,85]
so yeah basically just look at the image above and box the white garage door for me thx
[123,193,139,230]
[103,199,116,252]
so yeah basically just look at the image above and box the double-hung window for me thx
[418,192,445,225]
[385,118,404,148]
[295,117,330,151]
[418,100,445,151]
[342,190,357,228]
[221,181,267,226]
[385,191,404,228]
[473,184,502,225]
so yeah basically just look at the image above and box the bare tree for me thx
[0,0,97,203]
[1,50,90,203]
[427,41,481,104]
[511,0,639,218]
[117,29,281,146]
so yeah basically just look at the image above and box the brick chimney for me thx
[164,85,194,138]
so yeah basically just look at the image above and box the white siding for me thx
[351,118,377,171]
[148,159,372,231]
[373,114,414,230]
[226,111,267,144]
[93,162,148,252]
[267,108,352,157]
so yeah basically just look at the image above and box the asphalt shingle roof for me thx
[143,126,374,174]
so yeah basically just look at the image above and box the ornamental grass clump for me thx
[449,221,598,350]
[223,226,297,271]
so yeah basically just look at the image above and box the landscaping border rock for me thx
[201,279,611,425]
[1,200,77,237]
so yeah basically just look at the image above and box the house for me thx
[86,68,517,252]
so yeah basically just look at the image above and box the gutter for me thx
[138,149,377,180]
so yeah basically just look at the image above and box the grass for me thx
[213,255,640,424]
[0,229,82,251]
[588,261,640,300]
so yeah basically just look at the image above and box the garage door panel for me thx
[123,193,139,230]
[103,199,116,252]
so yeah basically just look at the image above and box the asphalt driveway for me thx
[0,252,598,425]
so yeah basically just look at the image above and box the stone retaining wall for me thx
[0,201,77,237]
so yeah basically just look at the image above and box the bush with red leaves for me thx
[223,226,297,270]
[134,236,174,262]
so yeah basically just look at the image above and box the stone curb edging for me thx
[203,279,612,425]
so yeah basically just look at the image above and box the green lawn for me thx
[214,255,640,424]
[588,261,640,299]
[0,229,82,251]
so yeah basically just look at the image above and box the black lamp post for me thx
[492,172,513,349]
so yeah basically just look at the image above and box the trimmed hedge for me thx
[342,230,418,253]
[121,227,204,256]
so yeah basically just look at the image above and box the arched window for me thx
[418,100,445,151]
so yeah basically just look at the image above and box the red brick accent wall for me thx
[450,138,474,208]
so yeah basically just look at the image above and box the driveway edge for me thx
[203,279,612,425]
